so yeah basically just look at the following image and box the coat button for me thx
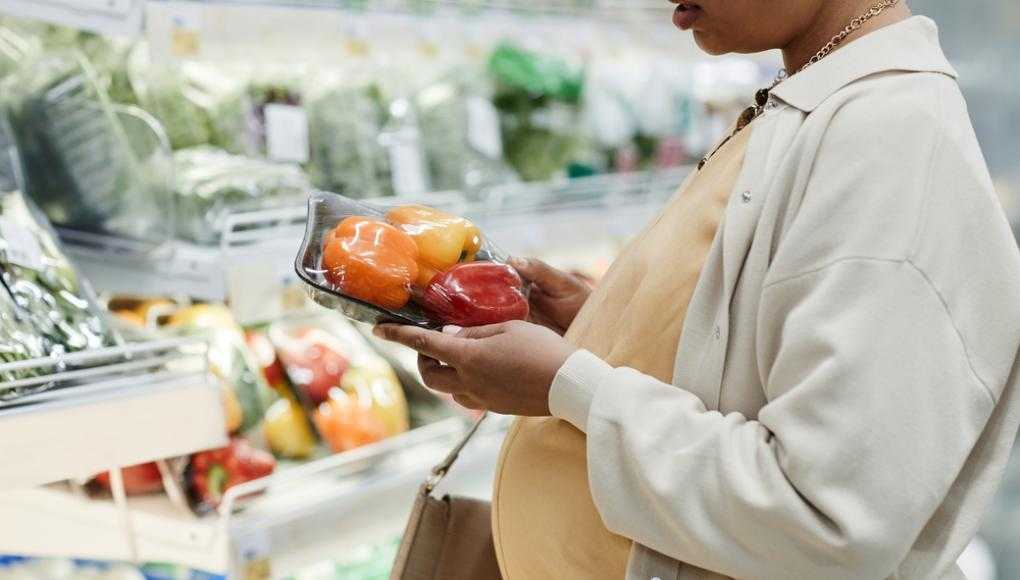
[741,190,752,203]
[714,325,721,340]
[652,577,662,580]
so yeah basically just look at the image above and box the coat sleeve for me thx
[549,258,998,580]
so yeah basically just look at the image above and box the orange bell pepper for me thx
[322,216,420,310]
[385,205,483,287]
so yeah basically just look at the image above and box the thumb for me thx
[511,258,577,296]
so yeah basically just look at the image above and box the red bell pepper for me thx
[420,262,529,327]
[94,462,164,496]
[187,437,275,510]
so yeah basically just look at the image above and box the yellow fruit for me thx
[220,384,244,434]
[339,361,409,437]
[263,397,316,459]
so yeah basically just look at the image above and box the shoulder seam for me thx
[762,256,905,290]
[905,259,997,403]
[762,256,998,404]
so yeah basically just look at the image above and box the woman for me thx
[377,1,1020,578]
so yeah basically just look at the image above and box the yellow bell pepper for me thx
[339,358,409,437]
[263,395,316,459]
[385,205,483,287]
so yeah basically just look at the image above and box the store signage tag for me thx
[168,5,203,58]
[265,104,310,164]
[0,217,44,271]
[467,96,503,159]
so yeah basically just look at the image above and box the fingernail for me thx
[372,326,385,337]
[442,325,463,335]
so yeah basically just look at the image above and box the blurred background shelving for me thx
[0,1,1015,579]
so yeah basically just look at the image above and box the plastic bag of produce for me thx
[0,113,117,394]
[173,146,310,244]
[130,55,250,153]
[487,42,592,181]
[268,311,410,454]
[306,80,389,198]
[165,304,271,433]
[415,70,519,195]
[2,50,169,242]
[297,192,529,328]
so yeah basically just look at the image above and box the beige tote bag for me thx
[390,415,502,580]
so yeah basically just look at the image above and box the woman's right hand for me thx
[510,257,592,335]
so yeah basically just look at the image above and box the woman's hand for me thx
[510,257,591,335]
[373,320,576,416]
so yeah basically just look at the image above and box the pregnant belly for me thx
[492,416,632,580]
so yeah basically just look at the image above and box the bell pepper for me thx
[421,262,529,327]
[263,396,316,459]
[277,326,351,405]
[322,216,420,310]
[339,358,409,437]
[313,389,388,454]
[385,205,483,287]
[94,462,164,496]
[245,330,287,392]
[187,437,275,510]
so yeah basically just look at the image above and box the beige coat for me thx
[547,16,1020,580]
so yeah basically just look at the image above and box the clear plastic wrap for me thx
[297,192,529,328]
[173,146,310,244]
[129,56,250,154]
[0,112,118,393]
[3,50,170,242]
[267,311,410,455]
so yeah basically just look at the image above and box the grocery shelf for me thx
[0,337,227,491]
[144,0,689,63]
[0,414,508,576]
[0,0,145,36]
[61,169,688,314]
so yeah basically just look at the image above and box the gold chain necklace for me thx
[698,0,901,170]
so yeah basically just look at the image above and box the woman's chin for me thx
[691,32,730,56]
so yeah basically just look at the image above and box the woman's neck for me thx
[781,1,912,74]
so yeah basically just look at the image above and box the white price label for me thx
[466,96,503,159]
[0,218,44,270]
[264,104,310,164]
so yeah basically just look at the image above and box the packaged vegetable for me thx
[385,205,481,287]
[263,395,316,460]
[297,192,527,328]
[420,262,529,327]
[166,304,269,432]
[186,437,275,512]
[93,462,164,496]
[322,216,420,311]
[267,311,410,454]
[3,50,168,242]
[275,325,351,405]
[172,146,310,245]
[306,81,389,198]
[313,388,388,454]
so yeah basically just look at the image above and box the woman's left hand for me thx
[373,320,576,416]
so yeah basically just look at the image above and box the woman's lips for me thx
[672,2,703,30]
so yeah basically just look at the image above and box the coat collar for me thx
[769,16,958,112]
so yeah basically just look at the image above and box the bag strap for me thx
[424,412,487,494]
